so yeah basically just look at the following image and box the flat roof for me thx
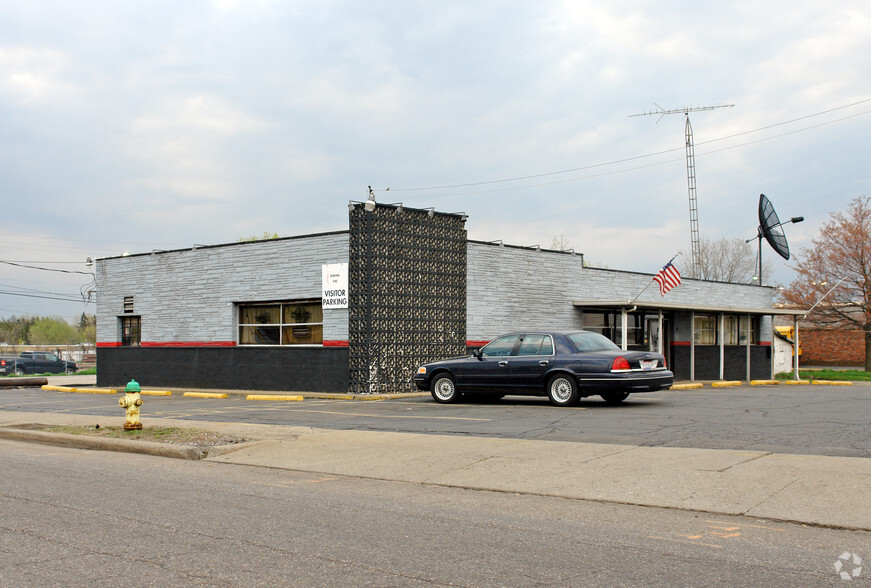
[572,300,807,316]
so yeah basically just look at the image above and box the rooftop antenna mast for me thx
[630,103,734,278]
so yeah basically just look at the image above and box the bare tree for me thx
[779,196,871,371]
[550,234,573,252]
[695,236,769,283]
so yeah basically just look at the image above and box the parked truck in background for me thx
[0,352,78,375]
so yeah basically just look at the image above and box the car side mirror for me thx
[472,348,483,359]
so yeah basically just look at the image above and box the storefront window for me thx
[582,310,644,347]
[694,315,717,345]
[739,316,759,344]
[238,300,323,345]
[720,315,760,345]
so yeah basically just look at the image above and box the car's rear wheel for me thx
[431,374,460,403]
[601,391,630,405]
[13,367,24,376]
[547,374,579,407]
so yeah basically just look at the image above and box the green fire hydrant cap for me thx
[125,379,141,393]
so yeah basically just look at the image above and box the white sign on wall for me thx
[322,263,349,309]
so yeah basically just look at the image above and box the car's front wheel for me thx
[547,374,579,407]
[431,374,460,404]
[601,391,630,405]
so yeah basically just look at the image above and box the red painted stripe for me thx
[140,341,236,347]
[101,341,350,348]
[671,340,771,346]
[466,340,490,347]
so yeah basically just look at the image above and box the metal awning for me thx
[572,300,806,316]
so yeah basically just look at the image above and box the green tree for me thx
[237,231,280,242]
[30,317,79,345]
[78,313,96,345]
[0,316,35,345]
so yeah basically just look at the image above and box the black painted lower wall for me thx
[671,345,771,381]
[97,347,350,393]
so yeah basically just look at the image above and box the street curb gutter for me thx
[0,427,210,460]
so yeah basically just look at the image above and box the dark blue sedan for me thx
[413,330,673,406]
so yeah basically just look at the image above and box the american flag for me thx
[653,259,681,296]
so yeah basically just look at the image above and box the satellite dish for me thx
[749,194,803,286]
[758,194,790,260]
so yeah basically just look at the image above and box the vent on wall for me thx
[123,296,134,313]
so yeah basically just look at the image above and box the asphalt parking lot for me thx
[0,382,868,457]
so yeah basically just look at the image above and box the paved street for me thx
[1,383,868,457]
[1,382,869,585]
[2,439,868,586]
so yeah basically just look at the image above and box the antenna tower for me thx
[630,103,734,278]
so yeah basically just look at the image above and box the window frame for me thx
[516,334,555,357]
[237,299,324,346]
[120,315,141,347]
[693,314,717,346]
[722,315,760,345]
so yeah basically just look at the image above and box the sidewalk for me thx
[1,408,868,531]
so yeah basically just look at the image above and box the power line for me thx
[0,260,94,276]
[379,97,871,194]
[0,290,89,303]
[380,108,871,198]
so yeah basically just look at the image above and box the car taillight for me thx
[611,356,631,371]
[1,359,5,366]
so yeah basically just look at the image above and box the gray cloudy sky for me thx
[2,1,869,322]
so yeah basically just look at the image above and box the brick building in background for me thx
[793,304,866,366]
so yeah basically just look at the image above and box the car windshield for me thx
[567,331,620,352]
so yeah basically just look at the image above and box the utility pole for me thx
[631,104,734,278]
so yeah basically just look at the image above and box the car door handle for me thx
[539,360,549,366]
[498,361,508,367]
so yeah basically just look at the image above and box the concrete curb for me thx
[0,427,207,460]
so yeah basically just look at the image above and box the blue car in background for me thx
[414,330,673,407]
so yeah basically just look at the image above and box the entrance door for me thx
[646,318,660,353]
[646,315,672,368]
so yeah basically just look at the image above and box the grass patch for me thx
[776,369,871,382]
[25,424,247,447]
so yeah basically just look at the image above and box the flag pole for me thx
[628,253,681,304]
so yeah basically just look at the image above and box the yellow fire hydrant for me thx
[119,379,143,430]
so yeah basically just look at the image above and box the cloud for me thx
[1,0,870,317]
